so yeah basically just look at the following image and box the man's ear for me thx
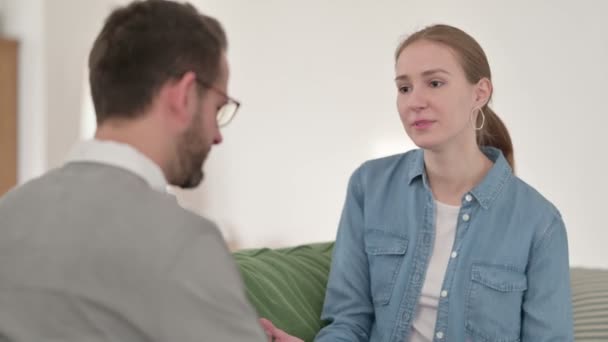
[474,77,493,108]
[163,71,198,130]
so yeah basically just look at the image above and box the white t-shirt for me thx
[409,200,460,342]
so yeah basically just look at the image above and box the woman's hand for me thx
[259,318,304,342]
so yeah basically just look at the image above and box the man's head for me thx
[89,0,236,188]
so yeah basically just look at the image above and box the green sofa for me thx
[234,242,608,341]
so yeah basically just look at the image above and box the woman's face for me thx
[395,40,488,152]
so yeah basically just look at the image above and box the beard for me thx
[171,112,211,189]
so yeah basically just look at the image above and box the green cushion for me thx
[571,267,608,341]
[234,242,334,342]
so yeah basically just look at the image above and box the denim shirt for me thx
[316,147,573,342]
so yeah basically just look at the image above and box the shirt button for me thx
[462,214,470,221]
[436,331,444,339]
[440,290,448,298]
[451,251,458,258]
[465,194,473,202]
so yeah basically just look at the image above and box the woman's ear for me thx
[474,77,493,108]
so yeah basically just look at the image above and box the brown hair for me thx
[395,24,514,169]
[88,0,227,124]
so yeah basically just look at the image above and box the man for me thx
[0,1,279,340]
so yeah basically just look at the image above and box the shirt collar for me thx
[407,146,513,209]
[469,146,513,209]
[406,149,425,185]
[65,139,168,193]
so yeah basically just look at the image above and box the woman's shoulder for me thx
[508,175,562,219]
[356,149,422,176]
[344,149,422,192]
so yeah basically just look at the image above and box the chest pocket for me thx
[364,229,408,306]
[466,264,528,342]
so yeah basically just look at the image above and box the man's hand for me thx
[259,318,304,342]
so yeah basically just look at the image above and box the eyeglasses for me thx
[195,78,241,128]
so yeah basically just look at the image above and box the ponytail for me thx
[477,105,515,170]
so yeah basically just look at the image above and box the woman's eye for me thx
[430,80,444,88]
[399,86,411,93]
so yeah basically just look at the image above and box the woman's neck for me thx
[424,143,493,206]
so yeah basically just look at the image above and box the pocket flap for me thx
[364,229,408,255]
[472,264,527,292]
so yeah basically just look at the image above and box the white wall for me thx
[9,0,608,268]
[3,0,47,181]
[4,0,121,180]
[43,0,118,169]
[182,0,608,268]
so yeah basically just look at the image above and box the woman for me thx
[264,24,573,342]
